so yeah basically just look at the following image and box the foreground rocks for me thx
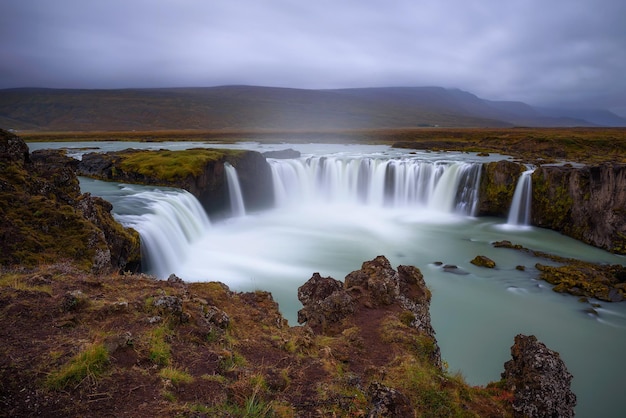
[0,129,140,272]
[0,256,576,417]
[502,334,577,418]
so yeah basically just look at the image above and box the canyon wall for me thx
[479,160,626,254]
[532,163,626,254]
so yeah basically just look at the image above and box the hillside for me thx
[1,86,623,132]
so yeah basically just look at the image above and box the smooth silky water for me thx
[32,141,626,417]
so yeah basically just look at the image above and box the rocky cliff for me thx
[478,160,626,255]
[478,160,526,217]
[0,130,140,272]
[532,163,626,254]
[77,148,274,217]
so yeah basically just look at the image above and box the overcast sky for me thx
[1,0,625,115]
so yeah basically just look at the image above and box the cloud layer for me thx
[1,0,625,114]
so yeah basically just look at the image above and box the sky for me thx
[1,0,625,115]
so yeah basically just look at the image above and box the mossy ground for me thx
[0,263,514,417]
[116,148,245,181]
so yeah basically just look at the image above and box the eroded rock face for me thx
[502,334,576,418]
[478,160,526,217]
[533,164,626,254]
[297,273,355,328]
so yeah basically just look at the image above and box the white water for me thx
[56,141,626,418]
[507,169,534,226]
[224,162,246,217]
[269,157,482,215]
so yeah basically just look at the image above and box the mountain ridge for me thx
[1,85,624,131]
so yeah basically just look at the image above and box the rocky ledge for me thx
[0,256,576,417]
[0,129,140,272]
[77,147,274,217]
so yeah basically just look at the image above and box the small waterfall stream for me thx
[224,162,246,217]
[507,169,534,226]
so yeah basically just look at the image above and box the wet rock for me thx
[533,164,626,254]
[470,255,496,268]
[502,334,576,418]
[442,264,469,275]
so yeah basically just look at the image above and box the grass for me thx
[46,343,109,390]
[159,366,194,385]
[117,148,239,180]
[0,273,52,295]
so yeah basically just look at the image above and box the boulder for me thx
[502,334,576,418]
[470,255,496,268]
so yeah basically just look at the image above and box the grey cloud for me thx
[0,0,625,114]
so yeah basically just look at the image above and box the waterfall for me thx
[115,189,211,278]
[507,169,534,226]
[224,163,246,217]
[267,157,482,215]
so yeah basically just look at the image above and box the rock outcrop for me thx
[77,148,274,217]
[479,160,626,254]
[502,334,577,418]
[533,163,626,254]
[0,129,140,272]
[298,255,441,368]
[478,160,526,217]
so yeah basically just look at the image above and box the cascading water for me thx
[114,188,211,278]
[507,169,534,226]
[224,162,246,217]
[268,157,482,215]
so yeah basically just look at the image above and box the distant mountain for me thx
[0,85,624,131]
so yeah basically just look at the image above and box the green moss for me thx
[116,148,245,181]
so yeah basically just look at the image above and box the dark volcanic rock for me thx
[502,334,576,418]
[297,255,441,368]
[367,382,413,417]
[470,255,496,268]
[533,164,626,254]
[297,273,355,329]
[478,160,526,217]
